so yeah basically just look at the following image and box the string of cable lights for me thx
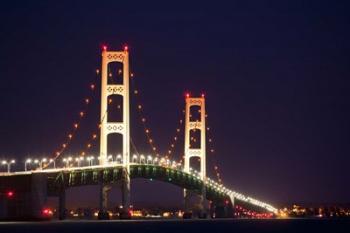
[205,112,223,184]
[130,74,160,157]
[77,65,125,158]
[49,71,99,164]
[165,114,184,161]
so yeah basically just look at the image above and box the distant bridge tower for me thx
[183,94,207,216]
[99,46,130,217]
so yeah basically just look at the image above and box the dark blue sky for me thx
[0,1,349,208]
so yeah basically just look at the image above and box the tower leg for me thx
[183,189,192,219]
[184,189,190,211]
[209,201,215,218]
[98,179,110,220]
[183,187,207,219]
[213,201,233,218]
[58,188,66,220]
[198,185,207,218]
[119,168,131,219]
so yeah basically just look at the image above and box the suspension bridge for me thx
[0,46,278,220]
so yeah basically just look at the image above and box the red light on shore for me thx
[7,191,14,198]
[42,208,53,216]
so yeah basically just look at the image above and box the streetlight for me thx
[68,157,72,167]
[90,156,95,166]
[1,160,7,172]
[116,154,122,164]
[132,154,138,163]
[49,159,56,169]
[177,162,182,170]
[86,157,91,166]
[153,157,158,165]
[159,158,165,166]
[40,158,47,170]
[97,156,104,165]
[86,156,94,166]
[140,154,145,164]
[75,157,81,167]
[171,161,177,169]
[63,157,72,168]
[63,158,67,167]
[107,154,113,163]
[34,159,39,169]
[147,155,153,164]
[1,160,15,173]
[25,159,32,171]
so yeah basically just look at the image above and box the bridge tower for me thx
[99,46,130,218]
[183,94,207,217]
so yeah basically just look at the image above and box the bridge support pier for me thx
[58,188,66,220]
[183,189,193,219]
[210,201,234,219]
[98,183,110,220]
[119,169,131,219]
[198,185,208,218]
[183,189,207,219]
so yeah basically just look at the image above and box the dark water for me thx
[0,219,349,233]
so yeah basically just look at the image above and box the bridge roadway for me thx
[0,163,277,219]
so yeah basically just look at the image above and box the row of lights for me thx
[19,154,183,171]
[131,154,182,169]
[4,155,277,214]
[165,115,184,160]
[234,205,274,218]
[202,175,278,214]
[25,158,55,170]
[187,167,277,214]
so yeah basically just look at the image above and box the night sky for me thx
[0,1,349,208]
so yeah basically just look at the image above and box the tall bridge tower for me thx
[99,46,130,217]
[183,94,207,216]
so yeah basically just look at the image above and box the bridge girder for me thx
[47,165,231,207]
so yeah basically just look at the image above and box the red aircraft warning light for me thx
[185,93,190,98]
[102,45,108,51]
[124,45,128,51]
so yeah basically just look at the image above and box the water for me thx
[0,219,349,233]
